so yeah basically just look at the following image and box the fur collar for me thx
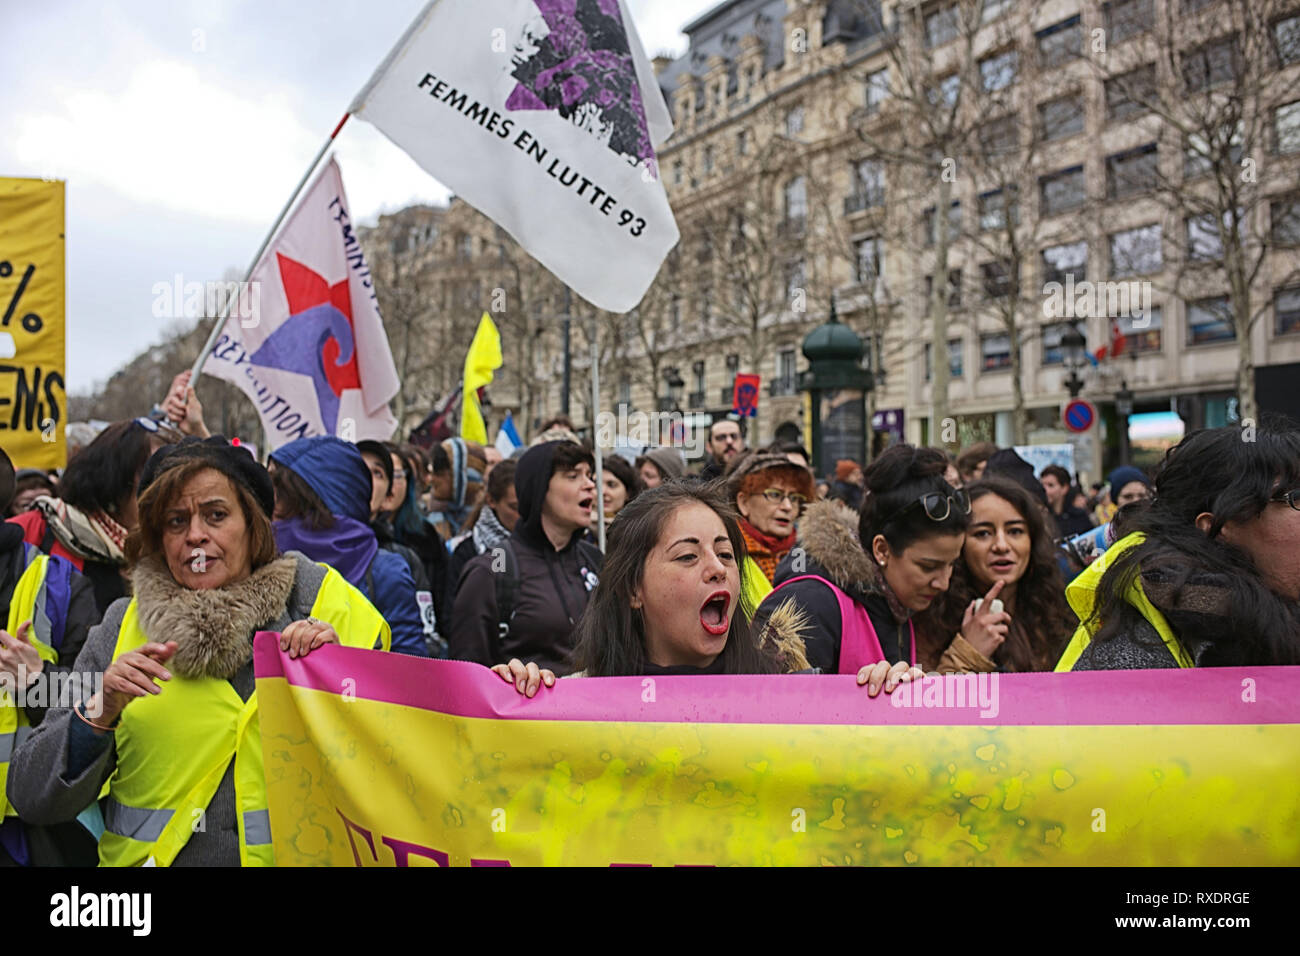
[132,553,298,680]
[795,499,881,597]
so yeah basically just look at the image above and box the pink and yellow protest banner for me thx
[253,635,1300,866]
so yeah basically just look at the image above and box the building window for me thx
[1272,195,1300,245]
[980,50,1019,92]
[1276,101,1300,154]
[925,269,963,307]
[928,73,960,110]
[786,105,805,137]
[980,333,1013,371]
[1104,0,1154,45]
[784,176,807,227]
[850,159,885,210]
[1040,165,1087,216]
[1186,296,1236,345]
[1187,210,1240,262]
[1042,323,1070,365]
[1275,286,1300,335]
[1275,13,1300,66]
[1037,16,1082,68]
[855,237,884,285]
[456,233,473,261]
[924,3,960,48]
[702,146,714,175]
[1110,224,1162,276]
[922,201,961,246]
[924,340,964,381]
[865,67,890,111]
[785,260,806,301]
[701,286,714,326]
[692,360,706,396]
[1118,306,1163,352]
[982,0,1013,24]
[1185,123,1243,178]
[775,349,797,394]
[1038,94,1085,141]
[978,187,1018,231]
[1106,65,1156,121]
[979,115,1018,154]
[737,129,749,156]
[618,376,632,405]
[1106,144,1159,199]
[671,294,682,331]
[1042,241,1088,288]
[673,161,683,186]
[981,260,1013,299]
[1183,36,1238,94]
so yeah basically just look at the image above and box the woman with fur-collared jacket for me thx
[752,445,973,676]
[7,437,390,867]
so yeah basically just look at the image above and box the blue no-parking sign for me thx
[1063,399,1096,433]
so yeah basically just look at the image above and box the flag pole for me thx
[184,113,351,389]
[589,312,606,553]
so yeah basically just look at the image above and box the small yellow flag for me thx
[461,312,502,444]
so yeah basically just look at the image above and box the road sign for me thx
[1063,399,1096,433]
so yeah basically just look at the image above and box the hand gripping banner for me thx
[253,636,1300,866]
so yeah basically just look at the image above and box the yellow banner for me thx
[0,178,66,469]
[255,641,1300,866]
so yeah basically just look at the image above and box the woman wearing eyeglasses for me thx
[722,451,815,620]
[1058,422,1300,670]
[754,445,970,677]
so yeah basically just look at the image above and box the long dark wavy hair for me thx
[1086,419,1300,664]
[570,481,781,676]
[928,478,1074,671]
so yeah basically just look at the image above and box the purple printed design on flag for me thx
[249,254,361,435]
[506,0,656,176]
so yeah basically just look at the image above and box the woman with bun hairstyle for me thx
[752,445,970,678]
[924,477,1074,672]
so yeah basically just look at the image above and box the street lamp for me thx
[659,366,685,413]
[1115,379,1135,467]
[1061,320,1086,398]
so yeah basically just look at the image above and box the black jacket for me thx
[752,499,912,672]
[0,522,100,867]
[1052,505,1094,541]
[448,442,601,674]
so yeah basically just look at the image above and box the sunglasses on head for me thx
[881,488,972,526]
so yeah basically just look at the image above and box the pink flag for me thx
[202,157,399,449]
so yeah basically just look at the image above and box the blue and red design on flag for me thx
[733,374,760,418]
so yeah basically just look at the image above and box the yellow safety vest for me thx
[1055,532,1194,671]
[741,557,773,622]
[98,563,390,867]
[0,553,63,819]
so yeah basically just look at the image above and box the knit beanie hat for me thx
[644,446,685,480]
[835,459,861,482]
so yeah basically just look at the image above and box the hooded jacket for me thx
[269,437,427,657]
[752,499,918,672]
[449,442,601,674]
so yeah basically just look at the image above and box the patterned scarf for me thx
[738,519,797,583]
[32,495,128,565]
[867,556,916,624]
[471,504,511,556]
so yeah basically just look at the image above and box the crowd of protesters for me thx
[2,367,1299,866]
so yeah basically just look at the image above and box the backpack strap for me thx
[492,540,520,650]
[364,561,377,600]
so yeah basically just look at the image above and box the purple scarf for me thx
[273,516,378,586]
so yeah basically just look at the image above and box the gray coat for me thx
[6,552,330,867]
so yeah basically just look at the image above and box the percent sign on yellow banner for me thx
[0,177,66,470]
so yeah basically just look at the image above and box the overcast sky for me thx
[1,0,721,394]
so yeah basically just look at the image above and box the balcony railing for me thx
[687,390,706,408]
[777,217,806,239]
[720,386,735,405]
[769,378,798,397]
[844,192,884,216]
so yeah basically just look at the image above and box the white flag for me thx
[202,157,399,450]
[351,0,679,314]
